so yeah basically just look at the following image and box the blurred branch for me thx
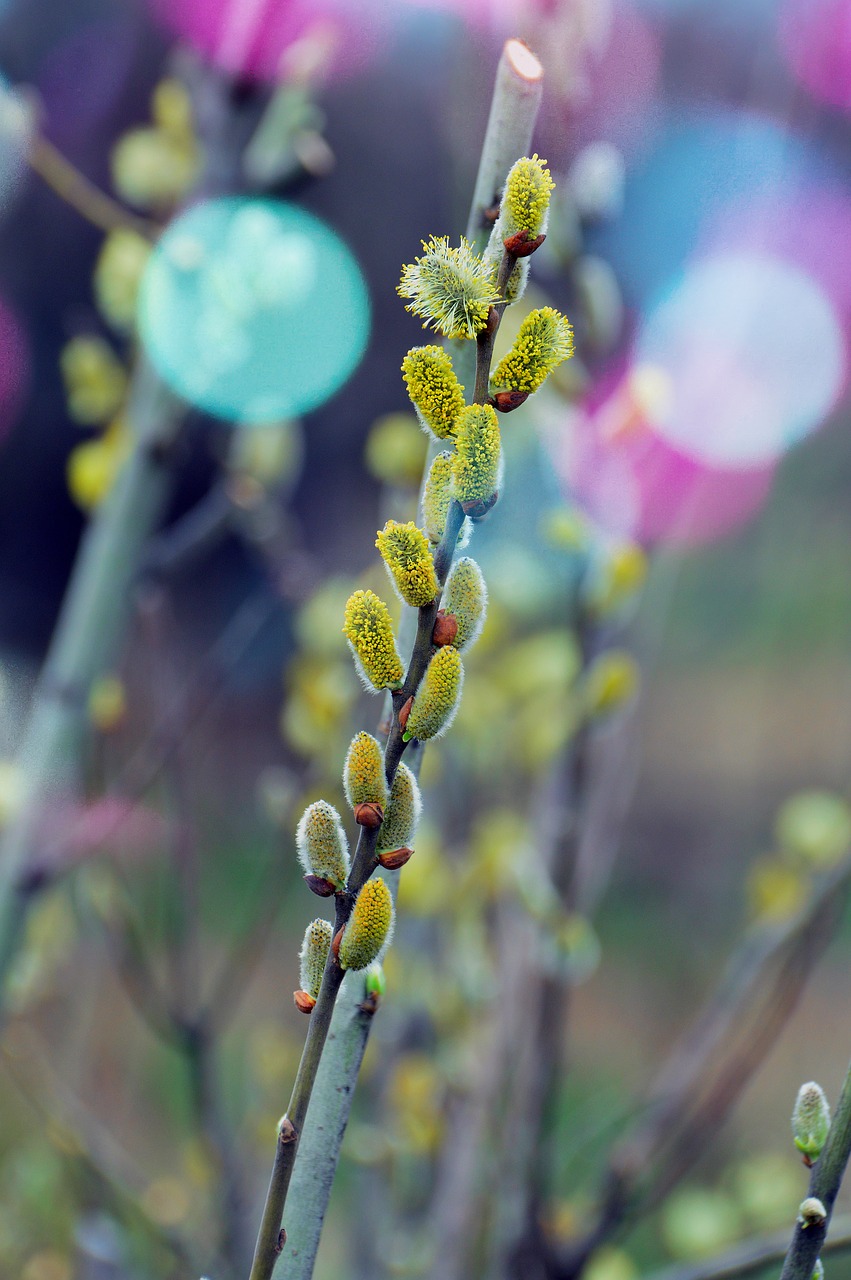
[779,1051,851,1280]
[27,132,160,239]
[281,42,544,1278]
[554,852,851,1280]
[644,1213,851,1280]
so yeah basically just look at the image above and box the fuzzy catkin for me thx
[377,762,422,853]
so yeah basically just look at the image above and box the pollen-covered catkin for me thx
[501,154,555,240]
[377,762,422,854]
[422,451,454,544]
[343,589,405,690]
[442,557,487,651]
[299,919,333,998]
[376,521,440,607]
[451,404,502,510]
[397,236,499,340]
[402,346,465,439]
[338,878,395,971]
[296,801,350,891]
[404,646,463,741]
[490,307,574,396]
[344,731,388,811]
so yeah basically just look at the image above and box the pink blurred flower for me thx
[779,0,851,113]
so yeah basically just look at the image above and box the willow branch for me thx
[779,1053,851,1280]
[276,41,544,1280]
[27,132,160,239]
[644,1214,851,1280]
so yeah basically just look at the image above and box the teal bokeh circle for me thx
[138,196,370,423]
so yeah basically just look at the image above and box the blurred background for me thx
[0,0,850,1278]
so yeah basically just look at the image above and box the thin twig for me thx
[644,1213,851,1280]
[28,132,160,239]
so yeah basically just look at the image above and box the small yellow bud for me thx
[344,732,388,813]
[375,520,439,607]
[93,228,151,333]
[793,1082,831,1163]
[67,420,132,511]
[490,307,574,398]
[296,800,350,891]
[398,236,499,340]
[60,336,127,426]
[110,127,197,212]
[151,77,194,140]
[404,646,463,742]
[401,346,465,440]
[501,154,555,240]
[442,557,487,652]
[299,918,333,999]
[343,590,405,691]
[584,652,639,718]
[364,413,426,487]
[88,675,127,732]
[587,543,648,616]
[451,404,502,514]
[776,791,851,869]
[338,878,394,971]
[377,762,422,855]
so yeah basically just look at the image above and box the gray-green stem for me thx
[269,40,544,1279]
[779,1057,851,1280]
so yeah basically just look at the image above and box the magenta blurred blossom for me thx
[37,796,169,870]
[779,0,851,113]
[556,366,775,548]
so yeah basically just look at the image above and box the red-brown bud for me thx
[491,390,530,414]
[378,847,414,871]
[354,801,384,829]
[503,229,546,257]
[293,990,316,1014]
[432,610,458,647]
[278,1116,298,1145]
[304,873,337,898]
[332,927,344,960]
[398,695,414,733]
[461,491,499,519]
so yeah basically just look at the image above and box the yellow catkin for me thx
[397,236,499,340]
[377,763,422,854]
[422,450,454,544]
[404,646,463,741]
[502,154,554,238]
[401,346,465,439]
[490,307,574,396]
[295,800,350,889]
[451,405,502,508]
[344,731,388,810]
[299,919,333,998]
[442,557,487,651]
[343,590,405,690]
[338,878,394,971]
[375,521,439,607]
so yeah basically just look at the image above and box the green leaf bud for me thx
[397,236,499,340]
[299,918,333,999]
[792,1082,831,1161]
[401,346,465,440]
[451,404,502,514]
[344,731,388,813]
[799,1198,827,1228]
[404,646,463,742]
[296,800,350,891]
[343,589,405,691]
[377,762,422,854]
[501,154,555,240]
[813,1261,824,1280]
[376,520,440,607]
[490,307,574,397]
[442,557,487,652]
[338,877,394,971]
[364,962,386,1001]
